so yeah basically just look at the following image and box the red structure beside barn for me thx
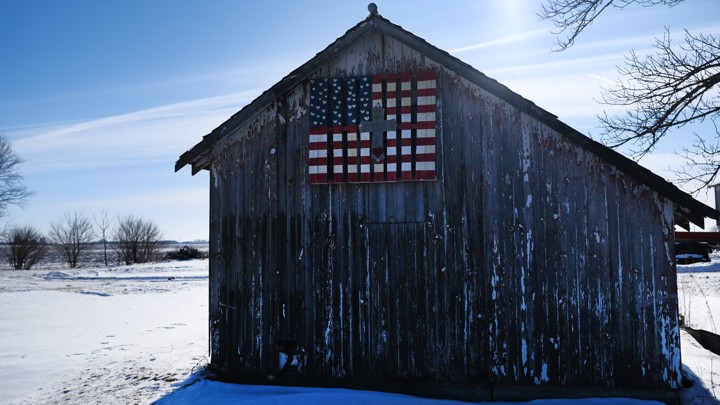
[176,4,719,403]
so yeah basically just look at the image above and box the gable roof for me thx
[175,6,719,229]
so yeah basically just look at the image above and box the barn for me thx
[176,4,719,402]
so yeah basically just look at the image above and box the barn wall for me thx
[207,31,681,390]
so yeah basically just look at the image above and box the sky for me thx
[0,0,718,241]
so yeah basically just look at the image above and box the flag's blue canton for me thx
[331,78,342,126]
[346,77,357,125]
[359,76,371,122]
[310,79,328,127]
[310,76,371,128]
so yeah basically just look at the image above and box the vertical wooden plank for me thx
[405,222,420,378]
[357,215,371,376]
[367,222,390,377]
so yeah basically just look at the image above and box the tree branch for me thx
[599,29,720,169]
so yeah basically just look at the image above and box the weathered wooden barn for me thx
[176,4,719,402]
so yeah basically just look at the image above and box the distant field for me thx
[0,243,209,270]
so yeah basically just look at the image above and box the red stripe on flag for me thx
[386,104,435,115]
[308,157,330,166]
[309,174,328,183]
[397,121,437,131]
[310,125,360,134]
[385,88,436,98]
[416,137,436,146]
[415,170,436,180]
[414,153,436,162]
[308,142,328,151]
[417,88,436,97]
[383,88,437,99]
[416,104,436,113]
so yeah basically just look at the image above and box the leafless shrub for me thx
[4,225,46,270]
[114,216,163,265]
[49,211,95,269]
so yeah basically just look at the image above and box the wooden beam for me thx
[675,231,720,242]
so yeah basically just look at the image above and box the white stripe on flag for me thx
[309,165,328,174]
[416,161,435,171]
[309,149,328,159]
[309,134,327,143]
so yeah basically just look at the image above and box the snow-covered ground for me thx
[677,254,720,403]
[0,257,717,404]
[0,260,208,404]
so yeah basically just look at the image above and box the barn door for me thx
[364,221,427,379]
[363,219,486,382]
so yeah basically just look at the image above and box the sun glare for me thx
[497,0,528,33]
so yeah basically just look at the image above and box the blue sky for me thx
[0,0,718,241]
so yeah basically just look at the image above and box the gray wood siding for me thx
[206,32,681,390]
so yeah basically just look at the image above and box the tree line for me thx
[0,133,182,270]
[4,211,164,270]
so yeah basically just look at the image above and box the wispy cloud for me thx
[587,73,615,86]
[12,90,261,173]
[449,28,549,54]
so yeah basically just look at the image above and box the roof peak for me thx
[368,3,378,16]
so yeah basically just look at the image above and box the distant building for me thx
[176,4,719,403]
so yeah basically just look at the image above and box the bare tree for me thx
[49,211,95,268]
[538,0,684,51]
[94,209,113,266]
[115,216,163,265]
[539,1,720,190]
[4,226,46,270]
[0,133,32,217]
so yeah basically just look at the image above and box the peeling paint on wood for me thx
[205,31,682,393]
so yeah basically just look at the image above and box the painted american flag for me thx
[308,71,437,184]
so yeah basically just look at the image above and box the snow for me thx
[0,260,208,404]
[677,253,720,403]
[0,257,717,404]
[678,257,720,334]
